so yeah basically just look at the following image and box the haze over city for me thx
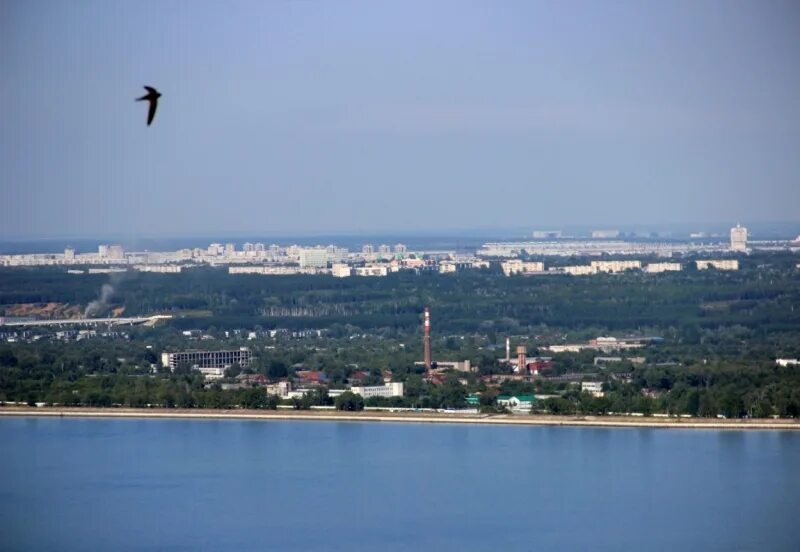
[2,0,799,239]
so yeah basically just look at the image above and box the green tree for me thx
[334,391,365,411]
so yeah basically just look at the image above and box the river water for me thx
[1,417,798,551]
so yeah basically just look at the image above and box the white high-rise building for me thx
[243,242,254,253]
[730,224,747,252]
[378,244,391,255]
[394,243,408,253]
[108,245,124,260]
[362,244,374,255]
[224,243,236,256]
[299,248,329,268]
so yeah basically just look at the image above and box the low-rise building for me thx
[776,358,799,367]
[349,382,404,398]
[496,394,534,413]
[581,381,604,397]
[133,264,182,273]
[331,263,352,278]
[266,381,292,397]
[355,265,388,277]
[438,261,457,274]
[433,360,472,372]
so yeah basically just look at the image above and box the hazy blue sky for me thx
[1,0,799,239]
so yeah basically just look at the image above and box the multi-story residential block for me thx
[696,259,739,271]
[500,260,545,275]
[644,262,682,273]
[730,224,748,252]
[299,248,329,268]
[591,260,641,273]
[161,348,252,380]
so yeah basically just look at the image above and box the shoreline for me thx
[1,407,799,430]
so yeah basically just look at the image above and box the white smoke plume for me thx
[84,270,128,318]
[84,283,115,317]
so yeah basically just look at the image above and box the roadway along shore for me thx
[1,407,799,430]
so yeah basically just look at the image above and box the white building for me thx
[559,265,597,276]
[591,260,641,273]
[394,243,408,254]
[581,381,604,397]
[645,262,682,273]
[224,243,236,256]
[592,230,620,239]
[532,230,562,239]
[377,244,391,255]
[350,382,404,398]
[361,244,374,255]
[299,248,329,268]
[133,265,182,273]
[266,381,292,397]
[332,263,352,278]
[501,260,545,276]
[439,261,457,274]
[355,265,388,277]
[161,348,252,380]
[776,359,799,367]
[696,259,739,271]
[496,395,534,413]
[730,224,748,252]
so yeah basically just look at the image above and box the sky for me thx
[1,0,799,239]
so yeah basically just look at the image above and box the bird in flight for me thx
[136,86,161,126]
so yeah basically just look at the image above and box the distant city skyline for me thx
[2,1,799,239]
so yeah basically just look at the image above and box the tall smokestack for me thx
[423,307,432,370]
[506,338,510,362]
[517,346,527,375]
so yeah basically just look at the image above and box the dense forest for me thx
[1,252,799,417]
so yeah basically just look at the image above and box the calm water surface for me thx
[1,418,799,551]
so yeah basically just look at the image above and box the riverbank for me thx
[1,406,798,429]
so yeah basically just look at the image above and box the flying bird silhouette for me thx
[136,86,161,126]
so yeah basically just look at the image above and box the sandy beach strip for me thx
[1,407,798,430]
